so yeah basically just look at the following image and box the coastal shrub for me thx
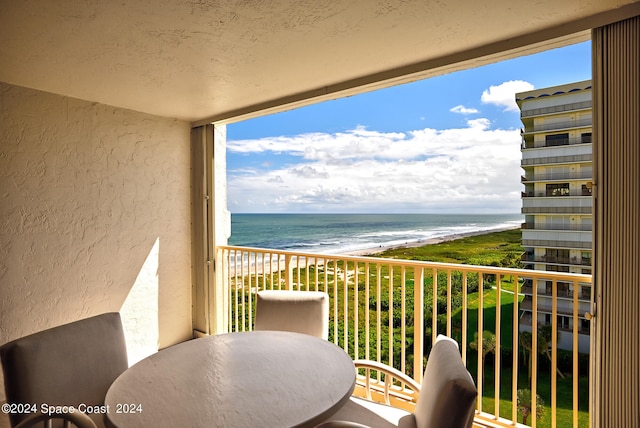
[556,350,590,377]
[379,229,523,267]
[502,252,524,269]
[356,229,525,378]
[368,289,415,323]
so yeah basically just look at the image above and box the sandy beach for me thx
[343,225,520,257]
[223,225,521,278]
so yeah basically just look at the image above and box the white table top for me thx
[105,331,356,428]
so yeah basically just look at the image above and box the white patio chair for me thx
[255,290,330,339]
[317,335,477,428]
[0,313,128,428]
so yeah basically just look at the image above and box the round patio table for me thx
[105,330,355,428]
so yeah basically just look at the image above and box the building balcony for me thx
[521,143,592,167]
[522,229,592,251]
[217,245,592,428]
[521,190,592,197]
[520,255,593,274]
[519,297,591,319]
[521,137,591,150]
[520,118,592,134]
[521,223,592,232]
[520,280,591,302]
[519,101,592,119]
[521,171,592,182]
[521,198,592,216]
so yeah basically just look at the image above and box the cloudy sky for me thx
[226,41,592,214]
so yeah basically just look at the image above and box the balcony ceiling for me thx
[1,1,639,124]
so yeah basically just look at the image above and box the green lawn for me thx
[377,228,524,267]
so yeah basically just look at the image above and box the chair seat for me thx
[325,397,417,428]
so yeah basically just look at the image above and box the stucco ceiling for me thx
[1,1,639,123]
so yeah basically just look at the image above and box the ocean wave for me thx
[229,213,524,254]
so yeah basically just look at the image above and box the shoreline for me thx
[342,225,520,257]
[225,225,520,277]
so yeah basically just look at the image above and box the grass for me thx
[377,228,524,267]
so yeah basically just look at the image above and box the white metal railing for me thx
[520,101,592,118]
[521,137,591,149]
[216,245,592,428]
[521,171,592,182]
[524,118,592,133]
[521,223,592,232]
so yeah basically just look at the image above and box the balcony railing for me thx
[521,190,593,198]
[216,245,592,428]
[521,171,592,182]
[521,223,592,232]
[521,137,591,149]
[519,101,592,118]
[521,118,592,134]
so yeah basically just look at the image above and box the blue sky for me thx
[226,41,592,214]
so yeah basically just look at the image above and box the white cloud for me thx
[466,118,491,129]
[481,80,534,112]
[450,105,479,114]
[227,122,523,213]
[289,166,329,179]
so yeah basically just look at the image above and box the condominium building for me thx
[516,80,593,353]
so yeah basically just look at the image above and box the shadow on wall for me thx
[0,236,162,405]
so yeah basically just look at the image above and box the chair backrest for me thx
[413,335,477,428]
[1,313,128,427]
[255,290,329,339]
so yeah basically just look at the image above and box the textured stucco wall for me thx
[0,82,193,400]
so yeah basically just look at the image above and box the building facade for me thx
[517,80,593,353]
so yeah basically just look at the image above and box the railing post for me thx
[531,275,538,428]
[285,254,294,290]
[446,269,452,336]
[414,267,424,384]
[477,273,483,414]
[511,274,520,424]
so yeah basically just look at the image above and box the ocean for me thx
[228,213,523,255]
